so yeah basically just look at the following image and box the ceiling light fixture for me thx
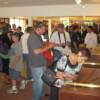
[75,0,85,9]
[75,0,82,5]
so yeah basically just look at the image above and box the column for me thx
[27,16,32,26]
[48,19,52,39]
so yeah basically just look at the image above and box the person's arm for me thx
[64,64,82,81]
[94,34,97,46]
[50,32,63,47]
[11,43,22,68]
[55,56,68,80]
[0,53,9,59]
[63,72,78,81]
[56,71,65,80]
[34,42,54,55]
[28,35,54,55]
[56,71,78,81]
[84,34,88,46]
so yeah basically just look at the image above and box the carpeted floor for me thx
[0,72,50,100]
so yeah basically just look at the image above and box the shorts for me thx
[9,68,20,80]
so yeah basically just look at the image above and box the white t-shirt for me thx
[21,33,30,54]
[50,31,71,55]
[84,32,97,48]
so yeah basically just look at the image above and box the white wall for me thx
[0,4,100,17]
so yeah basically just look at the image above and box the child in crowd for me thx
[7,32,23,94]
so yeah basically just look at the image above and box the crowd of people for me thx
[0,21,99,100]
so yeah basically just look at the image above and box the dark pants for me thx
[50,86,59,100]
[2,58,9,75]
[0,58,3,71]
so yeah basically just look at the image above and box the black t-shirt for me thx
[71,31,82,50]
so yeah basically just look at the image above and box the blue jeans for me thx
[30,67,46,100]
[9,68,20,80]
[23,54,32,80]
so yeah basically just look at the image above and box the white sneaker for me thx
[19,82,26,90]
[19,79,34,90]
[7,88,18,94]
[26,78,34,83]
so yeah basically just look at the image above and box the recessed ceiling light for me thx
[75,0,82,5]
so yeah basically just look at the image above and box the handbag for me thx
[41,68,57,86]
[41,56,68,86]
[42,49,62,86]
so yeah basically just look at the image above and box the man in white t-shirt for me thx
[20,27,33,89]
[85,26,97,49]
[50,23,71,55]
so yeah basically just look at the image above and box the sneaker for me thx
[30,78,34,82]
[7,88,18,94]
[19,82,26,90]
[26,78,34,83]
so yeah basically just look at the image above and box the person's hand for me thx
[63,72,78,81]
[43,41,49,46]
[56,71,65,80]
[10,62,16,69]
[48,42,55,49]
[61,43,66,48]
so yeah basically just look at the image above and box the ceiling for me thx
[0,0,100,7]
